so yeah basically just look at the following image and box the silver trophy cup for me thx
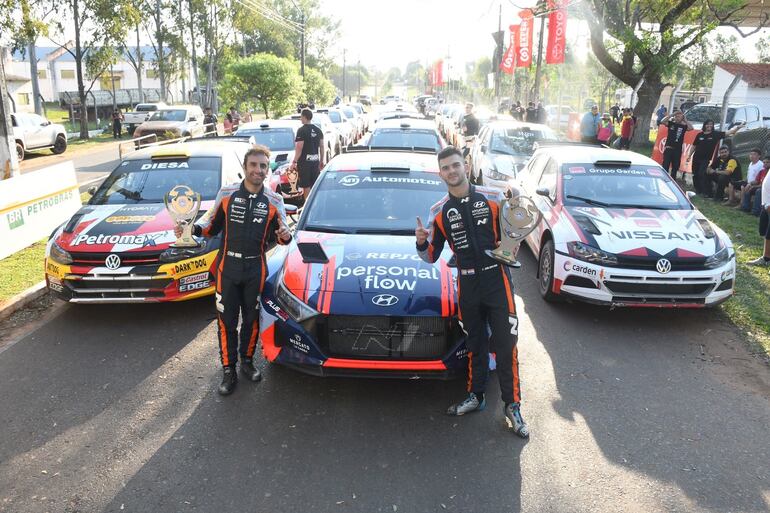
[164,185,202,248]
[485,194,542,268]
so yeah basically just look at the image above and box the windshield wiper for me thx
[303,225,352,234]
[609,204,671,210]
[565,195,612,208]
[491,149,516,155]
[356,228,415,235]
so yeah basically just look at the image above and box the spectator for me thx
[748,155,770,266]
[659,109,693,181]
[225,107,241,133]
[111,109,123,139]
[580,105,600,144]
[706,146,741,202]
[687,119,744,196]
[242,109,253,123]
[610,103,620,123]
[525,102,538,123]
[597,113,614,145]
[736,148,765,214]
[536,102,547,124]
[203,107,218,137]
[656,104,667,125]
[618,108,635,150]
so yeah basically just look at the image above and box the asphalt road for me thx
[19,141,122,188]
[1,251,769,513]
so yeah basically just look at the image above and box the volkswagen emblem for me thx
[656,258,671,274]
[372,294,399,307]
[105,254,121,270]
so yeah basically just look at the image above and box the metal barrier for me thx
[119,134,157,159]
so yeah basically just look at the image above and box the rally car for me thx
[44,141,254,303]
[257,148,469,378]
[520,145,735,307]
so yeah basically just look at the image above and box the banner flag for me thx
[546,0,567,64]
[517,10,534,67]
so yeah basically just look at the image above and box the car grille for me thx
[604,280,714,296]
[63,274,173,301]
[615,256,707,272]
[325,315,450,359]
[70,250,164,266]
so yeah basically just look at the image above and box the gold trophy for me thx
[164,185,202,247]
[485,193,542,268]
[285,166,302,197]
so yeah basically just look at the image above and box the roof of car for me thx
[483,120,554,131]
[325,149,439,173]
[373,118,438,130]
[123,140,254,161]
[236,119,300,131]
[534,144,661,167]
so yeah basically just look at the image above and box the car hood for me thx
[565,206,726,258]
[136,121,185,131]
[490,154,530,177]
[279,231,456,316]
[55,202,213,253]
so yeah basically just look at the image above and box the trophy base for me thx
[170,238,200,248]
[485,249,522,268]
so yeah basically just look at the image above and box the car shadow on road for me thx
[104,363,526,513]
[0,298,214,467]
[515,248,770,511]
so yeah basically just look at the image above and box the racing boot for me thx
[504,402,530,439]
[218,366,238,396]
[240,359,262,382]
[446,393,485,416]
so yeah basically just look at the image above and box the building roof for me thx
[11,46,168,63]
[716,63,770,89]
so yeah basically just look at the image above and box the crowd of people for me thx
[579,104,636,148]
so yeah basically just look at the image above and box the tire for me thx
[538,239,560,302]
[52,135,67,155]
[15,141,24,162]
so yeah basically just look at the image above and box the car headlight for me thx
[486,167,510,181]
[159,237,212,263]
[567,241,618,266]
[704,247,730,269]
[275,272,319,322]
[49,241,73,265]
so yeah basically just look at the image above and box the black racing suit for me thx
[417,185,522,405]
[194,182,290,368]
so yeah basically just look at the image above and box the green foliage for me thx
[220,54,303,119]
[302,67,335,106]
[678,33,743,90]
[756,34,770,63]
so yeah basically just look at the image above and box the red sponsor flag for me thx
[546,0,567,64]
[500,25,519,74]
[435,59,444,86]
[517,10,534,67]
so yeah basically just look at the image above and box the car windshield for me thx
[149,110,187,122]
[341,108,355,118]
[235,128,295,151]
[327,111,343,123]
[301,171,446,234]
[136,105,157,112]
[490,127,557,156]
[561,164,691,210]
[369,129,442,152]
[90,157,221,205]
[685,106,735,124]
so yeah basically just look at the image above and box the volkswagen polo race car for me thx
[520,146,735,307]
[44,141,253,303]
[258,148,469,378]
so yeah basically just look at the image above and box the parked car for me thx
[317,108,356,147]
[11,112,67,162]
[133,105,206,142]
[364,119,445,153]
[235,119,301,170]
[123,102,168,135]
[684,102,770,158]
[358,95,372,106]
[544,104,576,132]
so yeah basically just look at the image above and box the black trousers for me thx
[692,157,710,195]
[112,120,122,138]
[708,173,732,201]
[215,269,264,368]
[662,147,682,179]
[458,264,521,405]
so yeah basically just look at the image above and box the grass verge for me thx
[0,239,47,303]
[692,196,770,357]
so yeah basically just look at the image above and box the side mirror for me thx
[686,191,696,199]
[480,144,488,153]
[535,187,550,197]
[87,186,97,196]
[41,120,51,126]
[189,116,197,122]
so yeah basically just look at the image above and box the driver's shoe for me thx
[240,359,262,382]
[504,402,530,438]
[218,366,238,395]
[446,393,485,416]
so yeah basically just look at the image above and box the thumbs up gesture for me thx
[415,216,429,245]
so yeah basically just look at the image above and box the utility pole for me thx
[0,55,20,179]
[342,49,346,99]
[532,14,545,101]
[110,61,117,111]
[495,3,502,103]
[357,57,361,97]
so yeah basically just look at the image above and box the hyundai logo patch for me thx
[371,294,399,307]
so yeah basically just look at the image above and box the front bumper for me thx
[551,252,735,308]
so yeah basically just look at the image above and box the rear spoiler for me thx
[342,145,437,155]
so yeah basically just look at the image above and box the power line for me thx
[234,0,302,34]
[242,0,304,31]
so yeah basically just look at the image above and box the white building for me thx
[710,62,770,114]
[3,44,193,113]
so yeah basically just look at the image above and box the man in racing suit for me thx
[415,146,528,438]
[185,145,292,395]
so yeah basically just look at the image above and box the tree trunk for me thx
[73,0,89,139]
[28,43,43,115]
[155,0,166,102]
[631,79,665,149]
[136,24,143,103]
[188,0,199,100]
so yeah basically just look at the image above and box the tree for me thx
[581,0,768,147]
[302,67,335,106]
[756,34,770,63]
[679,32,743,90]
[219,54,303,119]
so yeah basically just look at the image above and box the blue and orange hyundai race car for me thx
[258,149,470,378]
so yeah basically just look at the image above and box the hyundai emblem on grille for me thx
[371,294,399,307]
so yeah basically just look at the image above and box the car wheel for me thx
[15,142,24,162]
[538,239,560,302]
[52,135,67,154]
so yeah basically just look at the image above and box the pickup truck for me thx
[11,112,67,162]
[684,102,770,159]
[123,102,168,135]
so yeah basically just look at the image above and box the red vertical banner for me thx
[435,59,444,86]
[546,0,567,64]
[500,25,519,74]
[517,10,534,67]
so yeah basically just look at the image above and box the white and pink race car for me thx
[519,145,735,308]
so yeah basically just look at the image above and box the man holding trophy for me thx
[415,146,540,438]
[173,145,292,395]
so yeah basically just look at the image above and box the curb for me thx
[0,281,48,323]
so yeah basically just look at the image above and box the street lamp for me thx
[288,0,305,77]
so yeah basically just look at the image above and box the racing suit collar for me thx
[240,181,264,198]
[448,183,473,202]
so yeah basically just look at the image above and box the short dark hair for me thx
[750,147,762,155]
[301,108,313,120]
[243,144,271,167]
[437,146,463,164]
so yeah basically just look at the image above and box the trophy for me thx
[485,193,542,268]
[164,185,202,247]
[285,166,302,197]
